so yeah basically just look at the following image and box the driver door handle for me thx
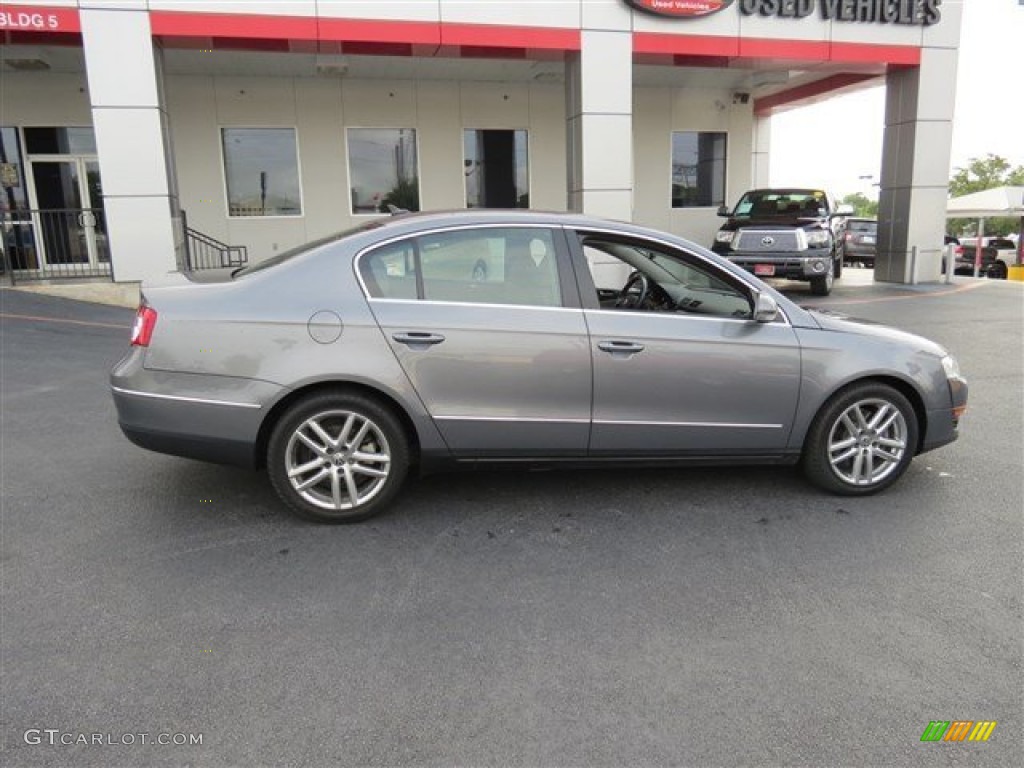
[598,340,645,357]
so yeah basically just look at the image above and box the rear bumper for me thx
[110,349,282,468]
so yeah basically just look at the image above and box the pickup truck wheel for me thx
[802,382,918,495]
[833,255,843,279]
[810,267,833,296]
[989,261,1008,279]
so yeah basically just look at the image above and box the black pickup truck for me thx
[710,188,852,296]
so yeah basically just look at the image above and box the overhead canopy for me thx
[945,186,1024,218]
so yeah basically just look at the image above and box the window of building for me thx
[464,129,529,208]
[671,132,727,208]
[347,128,419,215]
[23,127,96,156]
[360,228,561,308]
[0,128,29,211]
[221,128,302,217]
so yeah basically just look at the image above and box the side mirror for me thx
[835,204,855,216]
[753,292,779,323]
[717,205,730,217]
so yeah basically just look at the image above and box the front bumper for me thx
[717,250,833,281]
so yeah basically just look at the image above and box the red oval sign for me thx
[625,0,735,18]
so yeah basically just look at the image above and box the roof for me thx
[946,186,1024,218]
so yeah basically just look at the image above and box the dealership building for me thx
[0,0,962,285]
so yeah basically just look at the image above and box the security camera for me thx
[732,92,751,105]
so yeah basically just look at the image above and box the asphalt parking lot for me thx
[2,275,1021,767]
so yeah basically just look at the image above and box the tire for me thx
[267,391,410,523]
[802,382,918,496]
[989,261,1008,280]
[833,254,843,279]
[810,266,834,296]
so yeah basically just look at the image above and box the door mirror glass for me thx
[753,293,779,323]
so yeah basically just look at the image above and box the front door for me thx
[28,156,108,271]
[360,225,591,457]
[571,232,802,456]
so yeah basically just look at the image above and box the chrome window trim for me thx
[111,386,262,410]
[367,297,582,314]
[354,222,566,303]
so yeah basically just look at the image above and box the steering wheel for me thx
[615,271,650,309]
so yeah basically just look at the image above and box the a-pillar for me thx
[566,11,633,221]
[80,1,179,284]
[874,21,960,283]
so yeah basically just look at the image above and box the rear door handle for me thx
[597,340,645,356]
[392,331,446,347]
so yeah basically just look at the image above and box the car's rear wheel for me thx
[989,261,1008,279]
[267,391,409,523]
[802,382,918,495]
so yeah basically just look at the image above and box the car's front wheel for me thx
[809,265,834,296]
[267,391,410,523]
[802,382,918,495]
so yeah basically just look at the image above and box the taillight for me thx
[845,233,853,241]
[131,305,158,347]
[954,245,963,256]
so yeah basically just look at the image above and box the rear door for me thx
[360,225,592,457]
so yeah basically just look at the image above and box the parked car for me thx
[111,210,967,523]
[843,218,877,267]
[711,188,852,296]
[955,237,1018,278]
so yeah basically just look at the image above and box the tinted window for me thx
[222,128,302,217]
[464,129,529,209]
[348,129,419,214]
[581,238,752,320]
[848,220,876,233]
[361,228,562,308]
[671,132,727,208]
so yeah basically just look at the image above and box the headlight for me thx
[715,231,735,244]
[806,230,830,247]
[941,354,962,380]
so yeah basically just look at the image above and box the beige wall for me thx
[164,75,568,263]
[633,86,754,249]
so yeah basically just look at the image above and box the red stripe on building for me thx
[149,11,318,41]
[439,23,580,51]
[633,32,740,58]
[753,73,879,116]
[633,31,919,66]
[317,18,440,46]
[0,4,80,34]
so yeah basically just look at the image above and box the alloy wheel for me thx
[826,398,908,487]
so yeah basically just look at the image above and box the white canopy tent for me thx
[945,186,1024,275]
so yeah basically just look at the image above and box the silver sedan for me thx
[111,211,968,523]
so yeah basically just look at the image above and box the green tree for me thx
[840,192,878,218]
[948,154,1024,236]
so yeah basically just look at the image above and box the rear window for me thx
[848,220,876,232]
[233,221,383,278]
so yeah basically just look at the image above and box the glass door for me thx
[28,156,107,272]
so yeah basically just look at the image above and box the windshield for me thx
[233,221,383,278]
[732,190,827,218]
[848,220,876,233]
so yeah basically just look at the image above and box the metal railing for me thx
[182,210,248,271]
[1,208,112,285]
